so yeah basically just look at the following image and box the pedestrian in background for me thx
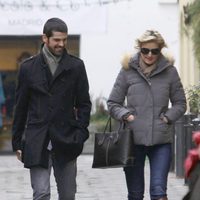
[107,29,186,200]
[183,131,200,200]
[12,17,91,200]
[0,72,5,130]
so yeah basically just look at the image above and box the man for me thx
[12,18,91,200]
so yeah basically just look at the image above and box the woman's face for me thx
[140,42,160,65]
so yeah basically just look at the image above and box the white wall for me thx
[81,0,179,100]
[0,0,179,100]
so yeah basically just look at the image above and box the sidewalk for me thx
[0,155,188,200]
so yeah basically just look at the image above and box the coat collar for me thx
[53,50,72,78]
[38,48,73,90]
[124,52,173,77]
[40,48,72,78]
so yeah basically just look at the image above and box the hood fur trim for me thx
[121,50,175,70]
[120,53,133,70]
[162,50,175,65]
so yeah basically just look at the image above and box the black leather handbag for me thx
[92,117,134,168]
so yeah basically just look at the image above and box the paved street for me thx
[0,155,188,200]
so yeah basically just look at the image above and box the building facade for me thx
[0,0,179,152]
[179,0,199,89]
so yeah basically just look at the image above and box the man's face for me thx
[42,31,68,56]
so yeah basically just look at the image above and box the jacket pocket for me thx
[26,119,44,129]
[157,118,169,132]
[69,120,89,143]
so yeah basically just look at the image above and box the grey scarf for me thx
[139,57,157,77]
[42,44,61,75]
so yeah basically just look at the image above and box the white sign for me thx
[0,0,108,35]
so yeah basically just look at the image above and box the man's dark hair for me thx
[43,18,68,37]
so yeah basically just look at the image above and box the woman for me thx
[107,30,186,200]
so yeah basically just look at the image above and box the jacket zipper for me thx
[148,78,154,145]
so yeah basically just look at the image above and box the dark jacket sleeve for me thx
[12,64,30,151]
[74,61,91,140]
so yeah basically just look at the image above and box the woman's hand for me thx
[126,114,135,122]
[160,115,168,124]
[162,116,168,124]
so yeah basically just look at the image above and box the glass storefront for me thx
[0,35,80,153]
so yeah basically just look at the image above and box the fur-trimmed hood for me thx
[121,51,175,70]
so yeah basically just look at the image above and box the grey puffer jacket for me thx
[107,53,186,146]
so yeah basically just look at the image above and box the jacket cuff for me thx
[122,112,131,121]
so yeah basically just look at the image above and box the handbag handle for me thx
[98,117,128,145]
[103,116,126,134]
[102,117,127,142]
[97,117,112,146]
[103,116,112,133]
[114,122,127,143]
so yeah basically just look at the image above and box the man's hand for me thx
[16,150,22,161]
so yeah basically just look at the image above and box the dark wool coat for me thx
[12,50,91,168]
[107,53,186,146]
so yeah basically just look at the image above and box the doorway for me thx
[0,35,80,153]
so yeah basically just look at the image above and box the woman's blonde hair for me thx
[135,29,167,49]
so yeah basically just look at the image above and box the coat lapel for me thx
[39,55,52,92]
[50,52,72,85]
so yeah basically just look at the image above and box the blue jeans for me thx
[124,144,171,200]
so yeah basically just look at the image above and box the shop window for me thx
[0,35,80,152]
